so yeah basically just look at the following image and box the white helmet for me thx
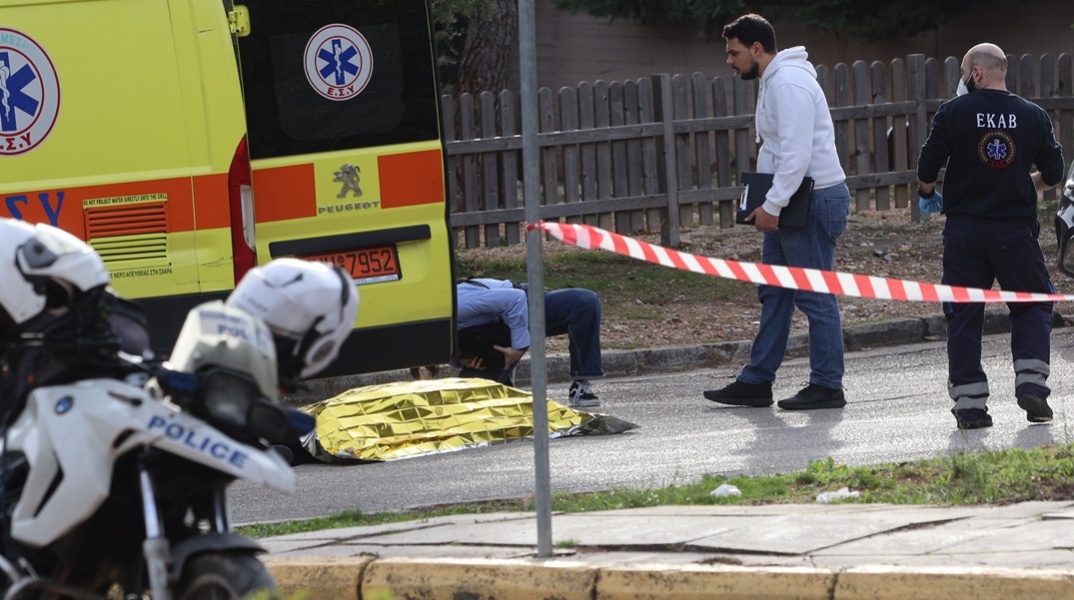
[226,258,358,380]
[0,218,110,335]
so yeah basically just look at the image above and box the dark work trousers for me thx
[942,216,1054,411]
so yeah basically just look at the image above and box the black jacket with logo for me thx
[917,89,1064,220]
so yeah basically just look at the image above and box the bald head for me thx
[962,43,1007,91]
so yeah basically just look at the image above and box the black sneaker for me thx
[703,380,773,407]
[568,380,602,409]
[777,383,846,410]
[1016,394,1053,423]
[952,407,993,429]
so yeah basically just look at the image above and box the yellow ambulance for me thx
[0,0,455,377]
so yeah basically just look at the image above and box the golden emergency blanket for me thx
[301,377,638,463]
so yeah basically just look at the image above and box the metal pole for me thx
[518,0,553,558]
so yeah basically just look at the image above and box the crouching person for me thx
[456,278,606,409]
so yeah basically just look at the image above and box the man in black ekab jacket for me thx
[917,42,1065,430]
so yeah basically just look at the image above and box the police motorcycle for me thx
[1054,161,1074,277]
[0,219,358,599]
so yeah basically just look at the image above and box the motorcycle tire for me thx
[175,552,280,600]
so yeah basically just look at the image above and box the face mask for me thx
[957,69,978,96]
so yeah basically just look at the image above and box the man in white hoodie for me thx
[704,13,852,411]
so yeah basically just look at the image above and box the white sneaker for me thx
[568,380,601,408]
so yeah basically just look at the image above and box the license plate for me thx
[301,245,401,285]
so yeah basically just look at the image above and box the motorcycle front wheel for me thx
[175,552,280,600]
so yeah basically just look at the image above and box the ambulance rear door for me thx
[237,0,454,377]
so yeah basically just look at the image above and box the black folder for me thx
[735,172,814,228]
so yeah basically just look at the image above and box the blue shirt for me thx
[456,278,530,350]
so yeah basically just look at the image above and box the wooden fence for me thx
[442,53,1074,249]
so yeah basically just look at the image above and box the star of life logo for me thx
[977,130,1016,168]
[0,29,60,155]
[304,24,373,102]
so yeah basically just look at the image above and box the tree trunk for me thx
[456,0,518,96]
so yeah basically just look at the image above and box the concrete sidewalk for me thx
[262,502,1074,599]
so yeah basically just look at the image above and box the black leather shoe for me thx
[952,407,993,429]
[1016,394,1053,423]
[703,380,773,407]
[777,383,846,410]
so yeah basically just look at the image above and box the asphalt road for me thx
[230,331,1074,524]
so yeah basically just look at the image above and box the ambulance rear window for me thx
[238,0,440,160]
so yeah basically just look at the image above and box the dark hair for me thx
[722,13,777,54]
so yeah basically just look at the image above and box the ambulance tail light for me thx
[228,136,257,283]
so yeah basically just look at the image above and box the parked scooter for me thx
[1054,162,1074,277]
[0,220,358,599]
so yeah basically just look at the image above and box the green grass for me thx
[456,247,750,349]
[236,502,527,539]
[455,248,745,312]
[237,443,1074,539]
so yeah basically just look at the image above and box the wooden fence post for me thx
[732,76,752,179]
[651,74,681,247]
[1052,55,1069,185]
[479,91,501,246]
[872,61,891,211]
[852,60,872,211]
[672,75,693,230]
[639,78,662,231]
[577,82,599,227]
[834,63,851,175]
[692,72,714,226]
[611,82,631,233]
[890,58,911,210]
[459,93,481,247]
[908,54,928,223]
[500,90,521,245]
[559,86,581,225]
[539,87,558,225]
[440,94,461,247]
[711,76,735,228]
[1032,54,1058,202]
[624,80,646,232]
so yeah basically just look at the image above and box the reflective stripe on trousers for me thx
[949,380,989,411]
[1014,358,1049,394]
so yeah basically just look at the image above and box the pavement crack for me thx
[805,517,970,554]
[332,521,455,543]
[678,543,800,557]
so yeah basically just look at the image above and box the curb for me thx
[265,557,367,600]
[286,309,1064,405]
[265,558,1074,600]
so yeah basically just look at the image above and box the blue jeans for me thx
[739,183,850,389]
[460,288,604,384]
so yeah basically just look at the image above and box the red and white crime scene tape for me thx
[531,221,1074,304]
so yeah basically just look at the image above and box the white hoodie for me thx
[755,46,845,217]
